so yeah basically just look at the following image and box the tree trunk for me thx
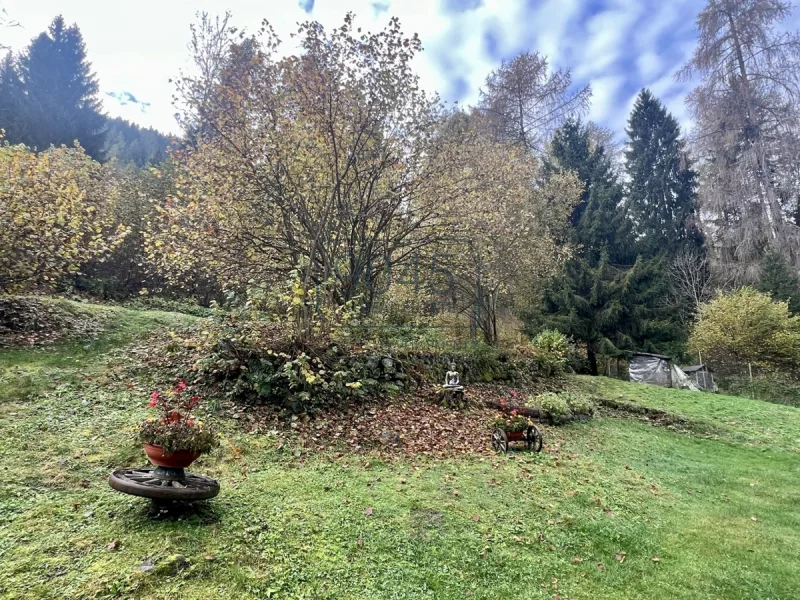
[587,343,598,376]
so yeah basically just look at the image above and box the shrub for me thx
[528,330,573,376]
[535,392,572,424]
[143,315,405,413]
[691,287,800,377]
[561,392,595,416]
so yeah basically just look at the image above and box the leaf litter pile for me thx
[227,384,555,458]
[0,296,105,347]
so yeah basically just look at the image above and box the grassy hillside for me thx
[1,303,798,599]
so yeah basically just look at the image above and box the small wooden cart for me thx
[491,425,543,453]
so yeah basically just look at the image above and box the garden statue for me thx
[439,362,466,408]
[444,363,462,389]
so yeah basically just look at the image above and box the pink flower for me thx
[150,391,160,401]
[148,398,158,407]
[176,380,187,391]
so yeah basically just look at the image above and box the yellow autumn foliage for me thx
[0,142,128,293]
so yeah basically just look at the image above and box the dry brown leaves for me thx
[233,383,557,459]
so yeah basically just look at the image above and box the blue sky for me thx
[4,0,795,138]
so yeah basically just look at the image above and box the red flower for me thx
[511,409,518,416]
[189,395,200,406]
[148,398,158,407]
[187,418,195,426]
[176,380,187,391]
[150,391,160,401]
[511,391,519,398]
[167,411,182,423]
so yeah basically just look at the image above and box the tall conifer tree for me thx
[0,53,25,143]
[624,89,702,257]
[539,119,675,374]
[758,250,800,315]
[17,15,105,158]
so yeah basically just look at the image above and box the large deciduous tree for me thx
[432,113,582,344]
[148,14,464,335]
[625,89,702,257]
[478,52,591,154]
[679,0,800,283]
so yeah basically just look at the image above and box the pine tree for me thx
[625,89,702,257]
[103,117,171,167]
[0,53,25,143]
[17,15,106,159]
[758,250,800,315]
[539,119,676,374]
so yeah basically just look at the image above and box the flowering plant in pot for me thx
[491,409,532,440]
[137,380,219,468]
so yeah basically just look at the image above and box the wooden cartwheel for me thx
[491,425,543,453]
[109,466,219,512]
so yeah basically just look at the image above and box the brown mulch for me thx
[225,383,561,459]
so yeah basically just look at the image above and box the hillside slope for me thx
[0,306,798,599]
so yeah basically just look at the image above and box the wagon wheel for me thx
[108,468,220,501]
[525,425,543,453]
[491,428,509,453]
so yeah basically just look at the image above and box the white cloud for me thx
[636,52,663,79]
[4,0,791,142]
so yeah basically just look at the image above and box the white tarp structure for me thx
[628,353,699,391]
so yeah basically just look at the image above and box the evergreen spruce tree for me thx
[624,89,702,257]
[17,16,106,159]
[539,119,676,374]
[758,250,800,315]
[0,53,25,143]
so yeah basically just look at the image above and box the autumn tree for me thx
[679,0,800,282]
[478,52,591,154]
[691,287,800,376]
[431,113,581,344]
[149,14,470,338]
[0,143,126,294]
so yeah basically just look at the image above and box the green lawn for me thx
[1,304,799,599]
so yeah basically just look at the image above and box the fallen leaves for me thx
[105,540,121,552]
[231,384,557,459]
[364,507,373,516]
[614,551,626,563]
